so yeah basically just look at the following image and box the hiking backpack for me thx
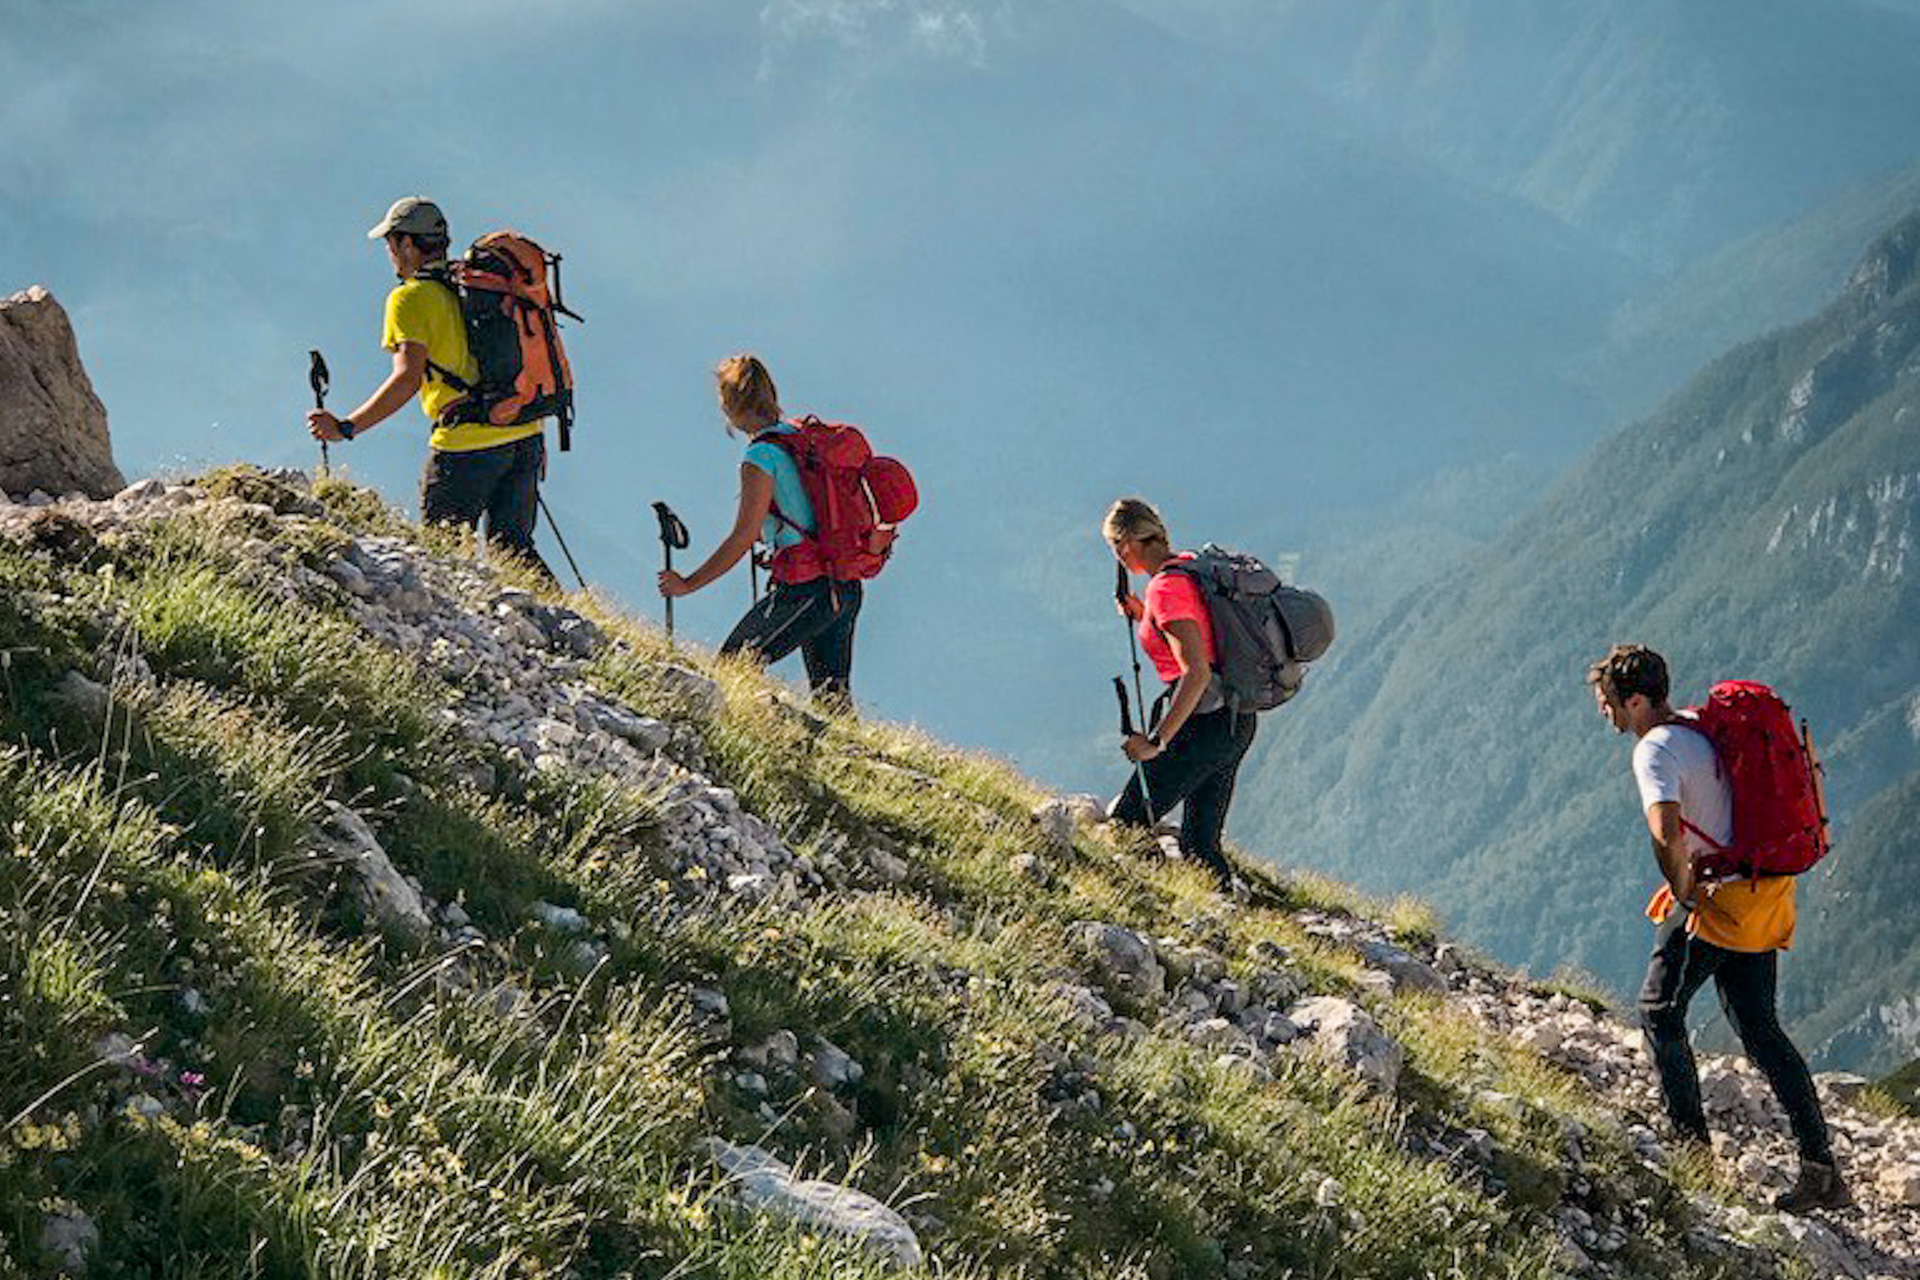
[425,231,582,450]
[1680,680,1832,881]
[1156,545,1335,713]
[761,416,918,584]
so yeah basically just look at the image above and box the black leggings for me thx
[720,578,863,700]
[1109,706,1256,888]
[420,435,554,585]
[1638,906,1831,1163]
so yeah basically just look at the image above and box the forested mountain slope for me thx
[1237,211,1920,1075]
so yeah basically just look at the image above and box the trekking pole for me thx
[1117,560,1151,740]
[308,350,331,478]
[650,500,689,638]
[1113,559,1158,821]
[1114,673,1154,820]
[537,495,589,592]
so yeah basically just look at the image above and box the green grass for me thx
[1868,1060,1920,1118]
[0,481,1814,1278]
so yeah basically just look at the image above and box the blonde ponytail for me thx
[715,353,782,428]
[1103,497,1169,549]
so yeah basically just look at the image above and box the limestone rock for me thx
[52,669,110,721]
[1051,982,1116,1032]
[1775,1216,1866,1279]
[1062,793,1107,826]
[312,803,432,936]
[1814,1071,1873,1105]
[1009,852,1048,883]
[0,287,124,499]
[1071,921,1167,1007]
[740,1029,801,1073]
[39,1203,99,1273]
[530,900,589,934]
[809,1036,866,1091]
[1878,1163,1920,1206]
[1033,798,1075,850]
[1356,940,1446,994]
[653,663,726,720]
[1288,996,1403,1093]
[706,1138,922,1271]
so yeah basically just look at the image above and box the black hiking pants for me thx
[1109,706,1256,889]
[720,578,863,701]
[421,434,555,586]
[1638,906,1832,1164]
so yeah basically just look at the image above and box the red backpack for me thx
[1682,680,1832,881]
[761,416,918,584]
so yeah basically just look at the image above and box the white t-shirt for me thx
[1631,717,1733,858]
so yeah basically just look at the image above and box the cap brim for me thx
[367,220,395,239]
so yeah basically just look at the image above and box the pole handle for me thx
[308,349,329,410]
[651,501,684,638]
[1113,676,1135,737]
[309,349,331,477]
[651,501,689,550]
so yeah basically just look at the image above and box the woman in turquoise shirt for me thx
[658,354,863,701]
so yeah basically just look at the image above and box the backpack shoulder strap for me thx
[746,426,811,536]
[1144,559,1209,646]
[411,267,472,393]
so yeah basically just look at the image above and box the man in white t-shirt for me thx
[1589,644,1847,1213]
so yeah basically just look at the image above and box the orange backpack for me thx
[426,231,582,450]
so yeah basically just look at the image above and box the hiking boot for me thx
[1774,1160,1852,1213]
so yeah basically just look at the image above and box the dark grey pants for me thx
[720,578,863,700]
[420,435,554,584]
[1109,706,1256,888]
[1638,906,1832,1163]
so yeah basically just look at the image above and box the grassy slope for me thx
[0,473,1776,1278]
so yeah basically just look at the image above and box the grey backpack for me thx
[1157,545,1335,713]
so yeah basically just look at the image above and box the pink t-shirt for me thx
[1139,555,1217,684]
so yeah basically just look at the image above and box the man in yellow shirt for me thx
[306,196,551,581]
[1589,645,1847,1212]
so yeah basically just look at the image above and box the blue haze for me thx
[5,0,1919,797]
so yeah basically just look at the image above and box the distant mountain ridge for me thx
[1118,0,1920,267]
[1235,209,1920,1073]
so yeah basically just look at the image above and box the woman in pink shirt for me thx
[1104,497,1256,889]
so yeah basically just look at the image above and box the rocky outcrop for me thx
[0,286,124,500]
[1848,210,1920,309]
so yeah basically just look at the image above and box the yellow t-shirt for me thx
[382,278,544,454]
[1647,877,1796,952]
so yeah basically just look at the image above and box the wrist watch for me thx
[1146,731,1163,749]
[337,415,356,441]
